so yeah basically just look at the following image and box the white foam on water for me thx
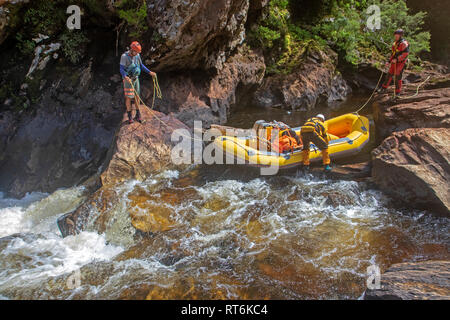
[0,188,124,293]
[0,192,48,237]
[2,231,123,284]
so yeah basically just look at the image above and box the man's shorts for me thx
[123,77,140,99]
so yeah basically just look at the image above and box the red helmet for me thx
[130,41,142,53]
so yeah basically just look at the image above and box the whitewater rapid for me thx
[0,188,123,299]
[0,168,448,299]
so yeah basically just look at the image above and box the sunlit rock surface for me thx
[364,260,450,300]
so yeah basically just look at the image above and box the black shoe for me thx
[127,111,133,124]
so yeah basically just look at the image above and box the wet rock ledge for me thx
[372,71,450,217]
[364,260,450,300]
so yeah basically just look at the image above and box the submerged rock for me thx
[364,260,450,300]
[372,128,450,216]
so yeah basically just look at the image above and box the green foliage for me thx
[248,0,431,71]
[369,0,430,62]
[60,31,89,64]
[115,0,148,38]
[248,0,324,74]
[22,0,67,36]
[309,0,430,64]
[15,33,36,56]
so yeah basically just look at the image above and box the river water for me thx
[0,96,449,299]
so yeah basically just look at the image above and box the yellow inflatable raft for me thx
[213,113,370,169]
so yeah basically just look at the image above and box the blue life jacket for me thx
[125,53,141,78]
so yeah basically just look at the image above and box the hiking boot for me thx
[127,111,134,124]
[324,164,332,172]
[134,109,143,123]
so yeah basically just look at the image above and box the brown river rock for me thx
[253,47,350,110]
[364,260,450,300]
[58,107,189,236]
[100,107,189,186]
[372,128,450,216]
[372,71,450,216]
[373,85,450,141]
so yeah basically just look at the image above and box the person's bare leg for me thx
[125,97,132,112]
[125,97,133,123]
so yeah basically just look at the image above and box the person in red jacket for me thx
[379,29,409,96]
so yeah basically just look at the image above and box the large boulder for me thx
[373,86,450,141]
[153,46,265,127]
[372,70,449,139]
[372,128,450,216]
[147,0,254,71]
[100,107,189,187]
[57,107,189,237]
[253,47,350,110]
[364,260,450,300]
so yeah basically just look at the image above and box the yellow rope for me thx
[353,70,384,114]
[152,74,162,109]
[396,75,430,100]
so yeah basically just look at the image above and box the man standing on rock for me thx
[120,41,156,124]
[379,29,409,97]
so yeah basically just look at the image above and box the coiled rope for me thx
[151,74,163,109]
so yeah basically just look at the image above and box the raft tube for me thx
[213,113,370,169]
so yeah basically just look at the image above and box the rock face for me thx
[373,85,450,141]
[0,0,30,45]
[57,107,189,237]
[0,83,123,198]
[364,260,450,300]
[372,71,450,216]
[154,46,265,127]
[100,107,189,186]
[0,111,16,163]
[0,1,267,198]
[372,128,450,216]
[147,0,254,71]
[253,48,350,110]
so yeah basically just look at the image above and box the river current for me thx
[0,97,448,299]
